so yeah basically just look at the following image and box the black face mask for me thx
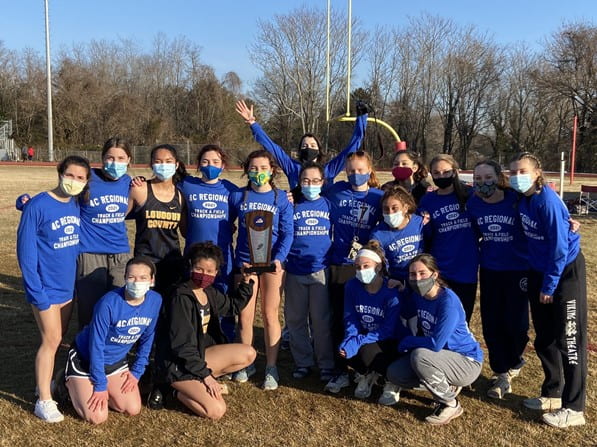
[299,148,319,162]
[433,176,454,189]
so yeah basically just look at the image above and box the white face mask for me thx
[355,267,377,284]
[383,211,405,228]
[125,281,151,298]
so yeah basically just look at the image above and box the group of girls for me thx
[16,102,587,428]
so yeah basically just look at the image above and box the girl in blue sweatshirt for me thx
[509,152,587,428]
[323,151,383,394]
[17,156,90,423]
[65,257,161,425]
[339,241,408,406]
[370,185,425,285]
[387,254,483,425]
[229,150,294,390]
[236,99,368,189]
[418,154,479,323]
[284,163,335,382]
[467,160,529,400]
[76,137,134,328]
[129,144,187,295]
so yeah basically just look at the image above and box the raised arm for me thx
[324,112,368,181]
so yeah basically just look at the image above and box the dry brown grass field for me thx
[0,165,595,447]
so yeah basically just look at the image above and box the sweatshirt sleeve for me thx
[324,114,368,181]
[540,200,570,296]
[212,279,254,317]
[272,195,295,263]
[398,298,459,352]
[88,297,112,392]
[129,294,162,380]
[359,295,402,346]
[16,202,50,311]
[250,122,300,182]
[167,293,212,380]
[338,283,362,358]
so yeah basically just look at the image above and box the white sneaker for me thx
[378,382,400,406]
[425,400,463,425]
[34,399,64,423]
[523,396,562,411]
[542,408,586,428]
[487,373,512,399]
[324,372,350,394]
[354,372,379,399]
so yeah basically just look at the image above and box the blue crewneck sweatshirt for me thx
[178,176,239,273]
[229,187,294,267]
[17,192,81,310]
[418,190,479,283]
[399,287,483,362]
[250,114,368,189]
[286,195,332,275]
[370,215,425,280]
[467,189,528,271]
[517,186,580,296]
[324,182,383,265]
[79,168,131,254]
[339,278,408,358]
[75,287,162,392]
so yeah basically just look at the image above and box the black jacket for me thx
[155,279,254,382]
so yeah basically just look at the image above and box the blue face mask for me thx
[348,173,370,187]
[200,165,223,181]
[355,267,377,284]
[152,163,177,181]
[509,174,533,193]
[104,161,128,179]
[302,185,322,200]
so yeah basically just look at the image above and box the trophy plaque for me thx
[245,210,276,274]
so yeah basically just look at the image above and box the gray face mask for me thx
[408,277,435,296]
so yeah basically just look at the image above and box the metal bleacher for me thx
[0,120,17,161]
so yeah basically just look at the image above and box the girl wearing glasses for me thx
[236,100,368,189]
[284,163,335,382]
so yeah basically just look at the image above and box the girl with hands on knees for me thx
[154,242,256,420]
[65,257,162,424]
[16,156,91,423]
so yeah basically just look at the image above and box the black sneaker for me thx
[147,387,164,410]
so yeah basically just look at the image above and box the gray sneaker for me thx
[425,400,463,425]
[324,372,350,394]
[232,364,256,383]
[378,382,400,406]
[354,372,379,399]
[542,408,586,428]
[34,399,64,423]
[262,366,279,391]
[487,373,512,399]
[523,396,562,411]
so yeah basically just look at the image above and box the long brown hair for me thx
[393,150,428,183]
[409,253,447,288]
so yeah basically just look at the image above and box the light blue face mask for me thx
[509,174,533,193]
[125,281,151,299]
[302,185,322,200]
[383,211,405,228]
[355,267,377,284]
[152,163,177,181]
[200,165,223,181]
[104,161,128,179]
[348,172,370,187]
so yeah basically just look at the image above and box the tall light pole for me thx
[44,0,54,161]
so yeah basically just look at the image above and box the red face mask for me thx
[191,272,216,289]
[392,166,413,181]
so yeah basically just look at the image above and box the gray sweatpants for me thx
[284,269,335,370]
[387,348,482,403]
[76,252,130,329]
